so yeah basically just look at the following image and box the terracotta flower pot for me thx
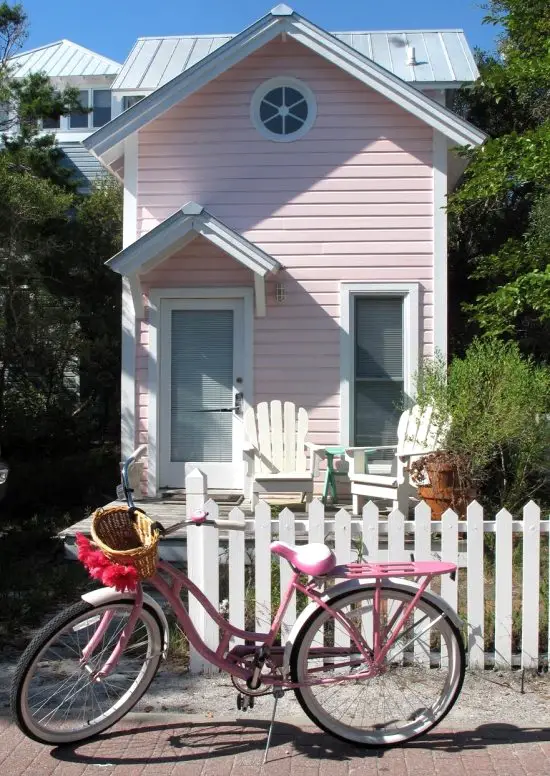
[417,484,452,520]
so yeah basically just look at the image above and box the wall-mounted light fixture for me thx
[275,282,286,303]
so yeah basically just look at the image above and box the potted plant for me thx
[409,450,476,519]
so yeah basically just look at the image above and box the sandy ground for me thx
[2,658,550,726]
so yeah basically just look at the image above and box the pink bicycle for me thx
[12,446,465,749]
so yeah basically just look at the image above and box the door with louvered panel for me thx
[159,299,246,489]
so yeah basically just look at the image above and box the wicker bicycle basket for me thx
[90,506,160,580]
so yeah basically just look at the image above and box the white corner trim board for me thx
[339,282,420,447]
[433,131,448,359]
[84,8,486,162]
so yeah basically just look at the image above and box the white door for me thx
[159,298,246,490]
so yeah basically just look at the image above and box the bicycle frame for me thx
[84,557,445,689]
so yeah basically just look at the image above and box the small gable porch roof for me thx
[107,202,281,317]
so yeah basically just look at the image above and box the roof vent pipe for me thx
[406,45,417,66]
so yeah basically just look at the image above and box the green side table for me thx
[321,445,348,504]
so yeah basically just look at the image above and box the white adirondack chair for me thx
[243,400,323,506]
[346,404,448,515]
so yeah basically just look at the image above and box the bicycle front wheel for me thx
[290,585,464,747]
[11,599,164,745]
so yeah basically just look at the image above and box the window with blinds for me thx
[170,310,234,463]
[354,297,404,448]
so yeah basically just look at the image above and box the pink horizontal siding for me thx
[136,37,435,483]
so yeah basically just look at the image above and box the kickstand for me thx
[263,688,284,764]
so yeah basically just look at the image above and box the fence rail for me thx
[184,470,549,674]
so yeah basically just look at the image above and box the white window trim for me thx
[147,287,254,496]
[340,282,420,447]
[250,76,317,143]
[69,87,111,130]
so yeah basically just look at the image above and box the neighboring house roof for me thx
[109,202,280,316]
[85,5,486,161]
[10,39,121,78]
[113,29,478,91]
[58,142,108,192]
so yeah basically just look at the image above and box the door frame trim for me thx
[148,287,254,496]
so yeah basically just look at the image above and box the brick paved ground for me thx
[1,715,549,775]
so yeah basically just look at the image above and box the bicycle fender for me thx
[282,577,463,674]
[82,587,169,657]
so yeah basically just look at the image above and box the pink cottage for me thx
[85,5,485,496]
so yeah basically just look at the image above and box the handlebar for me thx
[119,446,245,533]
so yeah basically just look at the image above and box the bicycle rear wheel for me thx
[11,599,163,745]
[290,585,464,747]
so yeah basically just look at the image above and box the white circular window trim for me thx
[250,76,317,143]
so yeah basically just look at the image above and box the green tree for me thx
[0,2,122,518]
[448,0,550,356]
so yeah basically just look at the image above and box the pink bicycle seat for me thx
[270,541,336,576]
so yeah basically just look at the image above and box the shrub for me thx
[414,339,550,511]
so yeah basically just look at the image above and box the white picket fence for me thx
[184,470,549,674]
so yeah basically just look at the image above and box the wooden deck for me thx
[59,495,357,563]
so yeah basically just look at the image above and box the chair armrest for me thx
[304,442,325,453]
[345,445,397,456]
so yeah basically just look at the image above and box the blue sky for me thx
[20,0,499,64]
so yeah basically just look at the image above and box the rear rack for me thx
[330,560,457,579]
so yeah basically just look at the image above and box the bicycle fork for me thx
[80,586,145,681]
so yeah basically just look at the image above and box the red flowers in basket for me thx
[76,532,138,592]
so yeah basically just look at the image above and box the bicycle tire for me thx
[11,598,164,745]
[290,584,465,747]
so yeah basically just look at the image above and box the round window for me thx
[251,77,317,142]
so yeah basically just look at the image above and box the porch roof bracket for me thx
[128,272,144,318]
[254,274,267,317]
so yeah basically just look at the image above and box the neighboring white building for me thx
[8,39,122,190]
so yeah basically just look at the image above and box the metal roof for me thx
[112,29,478,91]
[10,40,121,79]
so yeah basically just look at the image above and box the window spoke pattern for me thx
[252,77,316,141]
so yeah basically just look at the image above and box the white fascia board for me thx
[198,215,279,275]
[84,14,284,158]
[287,18,487,148]
[107,210,194,274]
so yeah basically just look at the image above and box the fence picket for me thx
[441,510,458,612]
[254,502,272,633]
[388,510,406,561]
[466,501,485,669]
[414,502,432,665]
[495,509,513,668]
[362,502,379,562]
[362,502,379,645]
[185,469,211,674]
[308,499,325,545]
[228,507,246,646]
[335,509,352,565]
[279,508,296,642]
[521,502,540,669]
